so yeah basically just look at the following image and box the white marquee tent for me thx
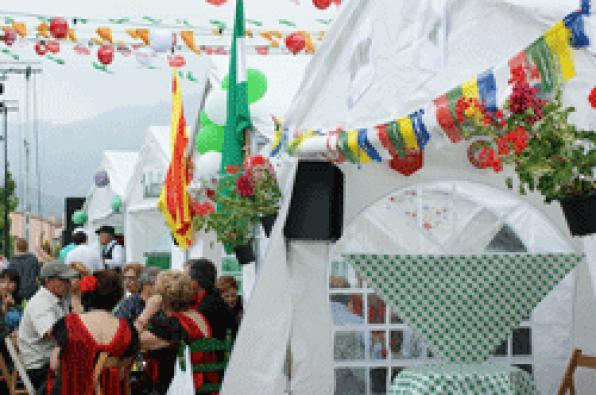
[83,150,138,241]
[223,1,596,394]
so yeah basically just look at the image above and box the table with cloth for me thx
[344,253,583,394]
[389,363,535,395]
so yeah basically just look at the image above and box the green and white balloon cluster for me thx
[194,68,267,179]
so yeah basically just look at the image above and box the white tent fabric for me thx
[225,0,595,394]
[124,126,172,264]
[83,150,138,238]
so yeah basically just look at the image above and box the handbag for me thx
[166,343,194,395]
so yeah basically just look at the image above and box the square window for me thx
[330,294,364,326]
[334,331,365,361]
[391,329,427,359]
[391,367,403,383]
[390,331,404,359]
[493,339,508,356]
[369,331,387,360]
[390,309,402,324]
[330,262,364,289]
[512,328,531,355]
[368,295,386,324]
[370,367,388,395]
[335,368,365,395]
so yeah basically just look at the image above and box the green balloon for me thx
[111,195,122,213]
[200,111,214,126]
[222,68,267,104]
[72,210,88,225]
[195,123,224,154]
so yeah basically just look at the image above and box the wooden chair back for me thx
[558,348,596,395]
[92,352,133,395]
[4,337,34,395]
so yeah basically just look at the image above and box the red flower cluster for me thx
[478,147,503,173]
[191,201,215,217]
[225,164,240,175]
[80,275,97,293]
[236,175,254,197]
[589,87,596,108]
[508,81,546,121]
[455,97,505,128]
[496,126,529,156]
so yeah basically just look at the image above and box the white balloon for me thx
[150,29,174,53]
[250,101,274,141]
[204,91,228,126]
[195,152,222,180]
[135,47,156,68]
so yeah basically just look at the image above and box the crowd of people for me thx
[0,231,244,395]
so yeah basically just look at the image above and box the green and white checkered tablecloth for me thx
[345,254,582,362]
[390,363,536,395]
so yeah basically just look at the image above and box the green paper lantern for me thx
[72,210,88,225]
[111,195,123,213]
[222,68,268,104]
[195,123,224,154]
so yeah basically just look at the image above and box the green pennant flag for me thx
[221,0,251,173]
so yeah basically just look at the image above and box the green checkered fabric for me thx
[344,254,582,363]
[390,363,536,394]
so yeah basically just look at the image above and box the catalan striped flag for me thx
[158,70,193,250]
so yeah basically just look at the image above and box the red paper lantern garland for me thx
[97,45,114,65]
[49,17,69,39]
[46,40,60,54]
[285,32,306,55]
[313,0,332,10]
[34,41,47,56]
[168,55,186,67]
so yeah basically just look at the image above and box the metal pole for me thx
[23,66,30,243]
[2,104,8,258]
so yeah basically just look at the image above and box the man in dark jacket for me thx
[186,258,236,340]
[8,238,40,300]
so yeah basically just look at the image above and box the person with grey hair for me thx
[114,266,161,321]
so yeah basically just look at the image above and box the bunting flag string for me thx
[274,6,590,178]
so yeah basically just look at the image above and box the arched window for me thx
[329,181,573,394]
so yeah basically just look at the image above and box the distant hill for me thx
[6,98,195,218]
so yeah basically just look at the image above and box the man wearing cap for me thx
[97,225,125,272]
[18,261,78,391]
[64,228,102,273]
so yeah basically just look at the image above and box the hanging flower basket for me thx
[260,212,277,237]
[559,194,596,236]
[234,243,255,265]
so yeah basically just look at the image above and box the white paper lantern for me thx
[195,152,222,180]
[204,91,228,126]
[150,29,174,53]
[135,47,156,68]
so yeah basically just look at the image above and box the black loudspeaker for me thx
[284,161,344,241]
[63,197,85,246]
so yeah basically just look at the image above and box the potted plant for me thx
[243,155,282,237]
[459,64,596,236]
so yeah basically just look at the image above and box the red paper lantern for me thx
[46,40,60,54]
[49,17,69,39]
[255,46,269,55]
[34,41,47,56]
[313,0,332,9]
[2,28,16,46]
[168,55,186,67]
[389,150,424,176]
[285,32,306,55]
[97,45,114,65]
[206,0,228,5]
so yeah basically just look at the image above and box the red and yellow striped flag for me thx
[158,70,193,250]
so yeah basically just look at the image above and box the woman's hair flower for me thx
[80,276,98,293]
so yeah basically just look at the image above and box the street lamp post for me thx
[0,100,19,258]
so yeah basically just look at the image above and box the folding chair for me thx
[92,352,133,395]
[4,337,34,395]
[558,348,596,395]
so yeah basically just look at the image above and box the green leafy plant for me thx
[193,155,281,248]
[459,65,595,203]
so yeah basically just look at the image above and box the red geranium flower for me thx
[243,154,268,169]
[236,175,254,197]
[80,276,97,293]
[225,164,240,175]
[589,87,596,108]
